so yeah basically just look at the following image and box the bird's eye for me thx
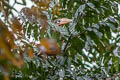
[55,20,61,23]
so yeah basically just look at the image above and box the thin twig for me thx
[62,34,72,53]
[62,13,85,53]
[62,29,87,54]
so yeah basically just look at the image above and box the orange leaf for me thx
[11,58,24,68]
[27,47,34,59]
[40,38,60,56]
[0,54,6,60]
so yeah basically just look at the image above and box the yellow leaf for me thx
[4,74,9,80]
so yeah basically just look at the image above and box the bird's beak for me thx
[54,18,72,26]
[59,18,72,25]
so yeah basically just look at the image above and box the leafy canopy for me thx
[0,0,120,80]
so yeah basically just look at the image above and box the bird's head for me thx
[54,18,72,26]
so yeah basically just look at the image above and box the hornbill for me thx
[37,18,72,56]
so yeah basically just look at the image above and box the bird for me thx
[36,18,72,57]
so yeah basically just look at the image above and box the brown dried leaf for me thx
[0,38,24,68]
[4,31,17,49]
[21,7,33,22]
[0,20,16,49]
[21,7,48,30]
[32,0,50,9]
[0,1,3,11]
[0,38,12,59]
[31,6,39,20]
[0,20,24,68]
[27,47,34,59]
[39,13,48,30]
[11,17,23,35]
[39,38,60,56]
[19,49,24,59]
[11,57,24,68]
[0,54,6,60]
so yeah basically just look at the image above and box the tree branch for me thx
[62,34,72,53]
[62,13,85,53]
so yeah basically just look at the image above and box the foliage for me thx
[0,0,120,80]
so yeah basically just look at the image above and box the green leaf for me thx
[87,2,95,9]
[106,23,116,31]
